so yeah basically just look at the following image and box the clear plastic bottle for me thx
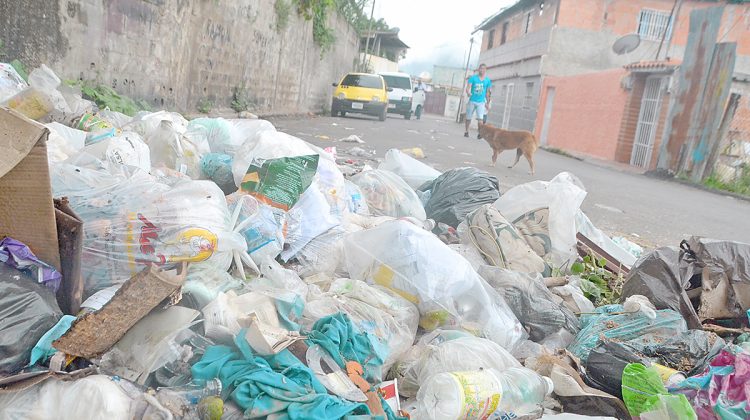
[156,378,223,416]
[416,367,553,420]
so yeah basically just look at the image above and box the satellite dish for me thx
[612,34,641,55]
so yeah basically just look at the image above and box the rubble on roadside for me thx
[1,64,750,420]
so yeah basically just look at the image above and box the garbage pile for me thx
[1,64,750,420]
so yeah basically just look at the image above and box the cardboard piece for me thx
[52,264,186,359]
[0,108,60,270]
[54,197,83,315]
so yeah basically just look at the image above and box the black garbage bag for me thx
[584,340,648,399]
[478,266,579,342]
[621,237,750,329]
[636,329,725,376]
[418,167,500,228]
[0,265,62,376]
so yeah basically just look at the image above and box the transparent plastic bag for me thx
[226,193,285,265]
[80,131,151,172]
[494,172,587,268]
[51,165,247,297]
[568,304,687,363]
[351,169,426,220]
[0,375,134,420]
[231,130,317,188]
[392,330,521,398]
[282,185,341,261]
[146,118,209,178]
[378,148,441,190]
[0,62,28,101]
[344,180,370,215]
[478,266,580,342]
[200,152,236,194]
[294,227,347,277]
[45,122,86,162]
[187,117,276,157]
[344,220,525,350]
[303,278,419,377]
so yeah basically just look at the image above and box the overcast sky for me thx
[372,0,516,77]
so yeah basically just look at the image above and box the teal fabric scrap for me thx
[275,294,305,331]
[306,313,389,383]
[192,330,369,420]
[29,315,76,365]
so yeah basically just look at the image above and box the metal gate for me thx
[501,83,514,129]
[630,76,665,168]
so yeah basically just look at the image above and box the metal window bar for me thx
[638,9,673,41]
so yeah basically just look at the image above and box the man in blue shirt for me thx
[464,63,492,138]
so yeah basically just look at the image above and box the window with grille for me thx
[637,9,673,41]
[523,82,534,109]
[487,29,495,49]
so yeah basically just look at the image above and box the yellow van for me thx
[331,73,391,121]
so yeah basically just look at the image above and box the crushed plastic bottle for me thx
[156,378,223,418]
[416,367,553,420]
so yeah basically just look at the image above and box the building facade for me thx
[476,0,750,139]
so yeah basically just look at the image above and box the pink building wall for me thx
[535,68,629,161]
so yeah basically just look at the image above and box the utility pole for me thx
[456,37,474,123]
[662,0,684,60]
[362,0,376,72]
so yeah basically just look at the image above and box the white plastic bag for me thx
[80,131,151,172]
[344,220,525,350]
[304,278,419,377]
[575,211,637,268]
[392,330,521,398]
[231,130,316,187]
[378,148,441,190]
[0,375,133,420]
[45,122,86,162]
[351,169,426,220]
[494,172,587,269]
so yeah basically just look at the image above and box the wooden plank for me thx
[656,6,724,173]
[53,264,186,359]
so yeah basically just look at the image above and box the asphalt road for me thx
[269,112,750,248]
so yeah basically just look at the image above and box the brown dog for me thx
[478,124,538,174]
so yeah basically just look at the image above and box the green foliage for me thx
[197,98,213,114]
[10,60,28,82]
[703,166,750,196]
[230,87,250,112]
[571,254,624,306]
[76,81,150,116]
[274,0,291,32]
[293,0,337,56]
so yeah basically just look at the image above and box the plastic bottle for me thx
[416,367,553,420]
[156,378,223,416]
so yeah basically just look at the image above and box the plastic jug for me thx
[416,367,553,420]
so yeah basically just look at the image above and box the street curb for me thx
[644,171,750,203]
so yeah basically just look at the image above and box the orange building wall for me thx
[535,68,629,160]
[557,0,750,55]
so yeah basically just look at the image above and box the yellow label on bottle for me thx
[450,371,502,420]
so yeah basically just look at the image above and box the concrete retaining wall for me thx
[0,0,360,115]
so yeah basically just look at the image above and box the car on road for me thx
[331,73,390,121]
[380,72,414,119]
